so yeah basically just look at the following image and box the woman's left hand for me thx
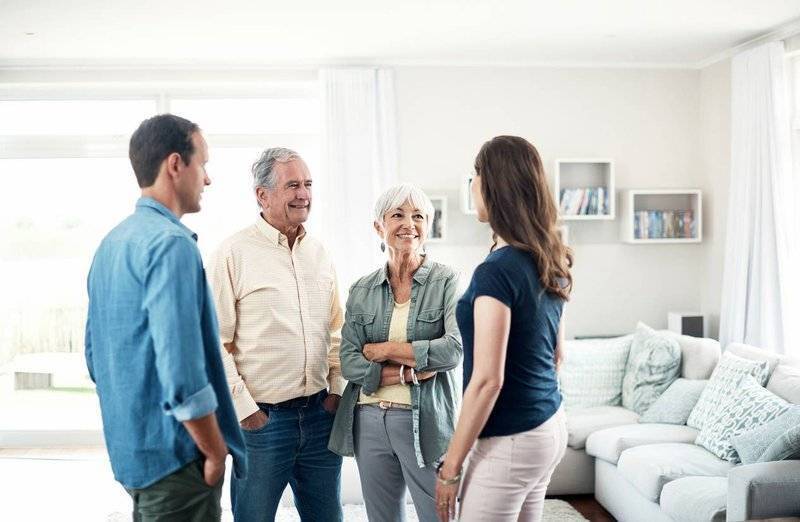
[363,343,388,362]
[435,466,460,521]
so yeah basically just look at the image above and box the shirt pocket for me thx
[415,307,444,340]
[351,311,377,342]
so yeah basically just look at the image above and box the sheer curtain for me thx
[719,41,799,355]
[317,68,399,293]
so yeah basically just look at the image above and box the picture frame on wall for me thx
[429,196,447,242]
[460,176,477,214]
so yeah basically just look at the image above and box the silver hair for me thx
[373,183,435,234]
[251,147,302,205]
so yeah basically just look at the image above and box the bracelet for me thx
[399,364,406,385]
[436,467,463,486]
[410,368,420,386]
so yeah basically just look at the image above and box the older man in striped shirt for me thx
[209,147,344,522]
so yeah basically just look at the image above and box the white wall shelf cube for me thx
[428,195,447,242]
[620,189,702,244]
[554,159,615,221]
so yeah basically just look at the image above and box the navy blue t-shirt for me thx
[457,246,563,438]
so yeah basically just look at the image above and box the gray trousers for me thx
[354,405,438,522]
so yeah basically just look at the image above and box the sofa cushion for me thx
[687,351,770,430]
[663,332,721,380]
[696,375,791,462]
[766,364,800,404]
[731,405,800,464]
[617,443,734,502]
[559,336,632,410]
[640,378,707,425]
[586,423,699,464]
[622,323,682,414]
[659,476,727,522]
[566,406,639,449]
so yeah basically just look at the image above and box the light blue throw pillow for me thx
[640,378,707,425]
[622,323,682,414]
[731,406,800,464]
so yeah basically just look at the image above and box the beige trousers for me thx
[458,407,568,522]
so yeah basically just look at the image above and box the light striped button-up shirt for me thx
[209,216,345,422]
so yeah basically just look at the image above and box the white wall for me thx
[394,66,708,337]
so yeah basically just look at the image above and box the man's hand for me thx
[323,393,341,414]
[363,343,389,362]
[203,456,225,487]
[182,413,228,487]
[240,409,268,431]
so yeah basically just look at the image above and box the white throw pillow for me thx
[687,351,770,430]
[696,375,791,462]
[559,336,632,411]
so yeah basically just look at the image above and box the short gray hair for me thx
[252,147,302,194]
[374,183,435,233]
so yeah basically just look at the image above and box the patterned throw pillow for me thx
[686,351,770,429]
[621,324,682,414]
[731,406,800,464]
[696,375,792,462]
[639,378,708,425]
[559,336,632,411]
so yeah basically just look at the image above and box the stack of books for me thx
[634,210,695,239]
[559,187,608,216]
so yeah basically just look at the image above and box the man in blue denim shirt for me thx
[85,114,246,521]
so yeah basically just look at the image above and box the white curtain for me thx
[318,68,399,294]
[720,41,799,354]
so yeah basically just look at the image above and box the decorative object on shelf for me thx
[668,312,706,338]
[460,175,477,215]
[428,195,447,242]
[553,159,615,220]
[621,189,702,244]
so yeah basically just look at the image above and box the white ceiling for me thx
[1,0,799,69]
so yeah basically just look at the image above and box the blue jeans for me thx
[231,391,343,522]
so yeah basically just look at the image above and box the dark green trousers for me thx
[126,459,223,522]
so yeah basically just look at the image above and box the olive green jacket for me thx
[327,257,463,467]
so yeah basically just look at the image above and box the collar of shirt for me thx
[374,253,432,288]
[254,214,306,248]
[135,196,198,241]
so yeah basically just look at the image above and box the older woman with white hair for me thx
[328,183,462,522]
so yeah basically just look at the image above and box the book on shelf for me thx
[559,187,608,216]
[633,209,695,239]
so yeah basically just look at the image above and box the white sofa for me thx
[548,335,800,522]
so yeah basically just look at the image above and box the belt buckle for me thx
[378,401,392,410]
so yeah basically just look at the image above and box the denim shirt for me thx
[85,197,247,489]
[328,256,462,467]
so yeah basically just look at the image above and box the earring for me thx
[380,242,386,252]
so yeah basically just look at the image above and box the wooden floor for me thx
[554,494,616,522]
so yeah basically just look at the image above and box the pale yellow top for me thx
[359,299,412,405]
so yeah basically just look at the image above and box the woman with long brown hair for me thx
[435,136,573,522]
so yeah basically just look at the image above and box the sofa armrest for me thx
[727,460,800,521]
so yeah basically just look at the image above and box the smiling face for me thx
[375,200,428,255]
[257,159,312,232]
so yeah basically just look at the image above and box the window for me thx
[0,85,321,438]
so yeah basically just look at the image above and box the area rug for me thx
[269,499,588,521]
